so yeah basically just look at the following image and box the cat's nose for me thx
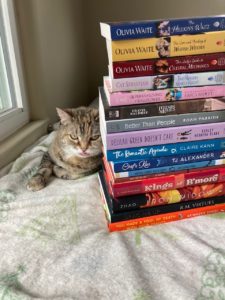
[80,145,88,153]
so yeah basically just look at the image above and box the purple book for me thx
[101,121,225,150]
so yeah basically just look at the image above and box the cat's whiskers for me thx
[63,145,82,159]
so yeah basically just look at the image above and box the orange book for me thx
[107,203,225,232]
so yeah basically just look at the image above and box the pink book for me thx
[104,77,225,106]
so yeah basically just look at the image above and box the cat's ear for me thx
[91,108,99,122]
[56,108,72,125]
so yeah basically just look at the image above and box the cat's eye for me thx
[90,135,99,141]
[69,134,78,141]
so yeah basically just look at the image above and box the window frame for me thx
[0,0,29,142]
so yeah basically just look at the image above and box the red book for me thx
[104,168,225,212]
[103,157,225,197]
[111,53,225,78]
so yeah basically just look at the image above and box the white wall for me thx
[15,0,89,123]
[15,0,225,122]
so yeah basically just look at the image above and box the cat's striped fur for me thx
[27,107,102,191]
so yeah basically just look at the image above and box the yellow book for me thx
[108,31,225,62]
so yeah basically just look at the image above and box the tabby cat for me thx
[27,107,102,191]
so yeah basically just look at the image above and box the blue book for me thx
[111,151,225,173]
[105,138,225,162]
[100,16,225,40]
[111,159,225,178]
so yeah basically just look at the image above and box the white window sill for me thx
[0,107,29,142]
[0,119,48,169]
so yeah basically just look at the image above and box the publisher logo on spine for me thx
[109,110,119,118]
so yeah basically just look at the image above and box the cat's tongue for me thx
[79,152,90,157]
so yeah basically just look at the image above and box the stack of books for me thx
[98,15,225,232]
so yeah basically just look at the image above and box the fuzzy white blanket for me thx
[0,131,225,300]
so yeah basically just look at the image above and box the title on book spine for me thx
[111,31,225,62]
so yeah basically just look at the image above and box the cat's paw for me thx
[61,174,71,180]
[53,165,71,179]
[26,175,46,191]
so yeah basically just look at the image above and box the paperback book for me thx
[104,78,225,106]
[111,150,225,173]
[102,111,225,133]
[106,71,225,92]
[107,31,225,62]
[104,169,225,212]
[106,204,225,232]
[99,170,225,222]
[110,53,225,78]
[105,138,225,162]
[101,121,225,150]
[110,158,225,178]
[100,86,225,120]
[100,16,225,40]
[104,157,225,197]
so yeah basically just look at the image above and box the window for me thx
[0,0,29,142]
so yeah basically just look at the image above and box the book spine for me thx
[110,196,225,222]
[111,53,225,78]
[103,96,222,120]
[111,167,225,196]
[111,151,225,173]
[106,138,225,162]
[104,121,225,150]
[99,168,225,222]
[112,159,225,178]
[106,17,225,40]
[109,71,225,92]
[108,204,225,232]
[107,86,225,106]
[110,182,225,212]
[103,156,225,195]
[105,111,225,133]
[104,170,148,211]
[105,84,225,107]
[110,31,225,62]
[104,165,225,211]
